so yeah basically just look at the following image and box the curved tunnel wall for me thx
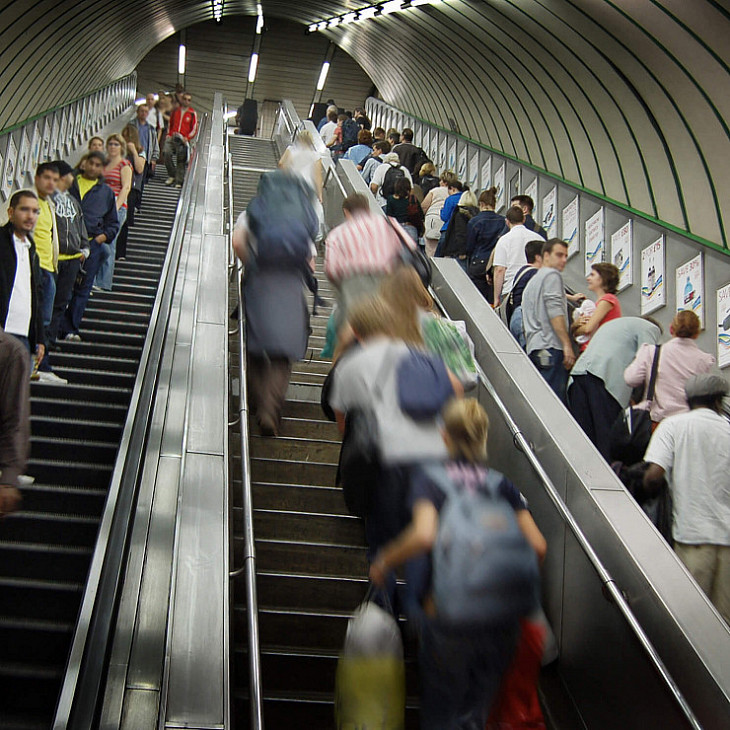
[0,1,728,249]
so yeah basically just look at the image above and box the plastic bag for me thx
[335,601,406,730]
[422,316,478,389]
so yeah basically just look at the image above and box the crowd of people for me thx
[0,88,199,516]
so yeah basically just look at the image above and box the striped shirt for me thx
[103,159,132,208]
[324,211,412,284]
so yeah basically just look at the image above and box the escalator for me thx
[0,173,180,730]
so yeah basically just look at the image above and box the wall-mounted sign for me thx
[640,236,666,315]
[17,130,30,183]
[542,187,557,237]
[494,162,506,212]
[458,147,467,180]
[3,136,18,198]
[524,178,538,218]
[562,195,579,258]
[610,220,633,291]
[448,140,456,172]
[584,208,604,275]
[469,150,479,191]
[481,157,492,190]
[675,253,704,328]
[717,283,730,369]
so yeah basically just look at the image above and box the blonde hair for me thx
[442,398,489,463]
[459,190,478,208]
[379,267,433,346]
[347,296,398,340]
[106,133,127,157]
[419,162,436,178]
[121,124,140,149]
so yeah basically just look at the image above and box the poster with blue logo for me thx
[584,208,604,275]
[494,162,506,212]
[675,253,704,328]
[561,195,579,259]
[610,220,633,291]
[640,236,665,315]
[542,187,557,238]
[717,283,730,369]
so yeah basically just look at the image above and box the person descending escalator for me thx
[232,170,318,437]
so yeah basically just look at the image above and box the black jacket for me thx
[0,221,43,348]
[442,205,479,258]
[70,176,119,242]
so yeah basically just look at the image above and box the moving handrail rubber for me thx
[53,115,210,730]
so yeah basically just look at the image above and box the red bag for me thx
[486,618,547,729]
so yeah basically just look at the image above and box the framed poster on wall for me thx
[717,283,730,369]
[494,163,506,212]
[584,208,604,275]
[610,221,633,291]
[458,147,467,180]
[524,178,538,218]
[542,187,557,237]
[561,195,579,258]
[469,150,479,191]
[675,253,704,328]
[3,136,18,199]
[481,156,492,190]
[640,236,666,315]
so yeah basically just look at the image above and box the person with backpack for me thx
[438,190,479,271]
[369,398,546,730]
[385,177,424,244]
[361,140,390,185]
[370,152,412,209]
[232,170,318,436]
[342,129,374,169]
[330,114,360,157]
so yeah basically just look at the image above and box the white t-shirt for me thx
[5,234,32,337]
[370,162,412,207]
[329,338,448,465]
[492,224,546,298]
[320,121,337,145]
[644,408,730,545]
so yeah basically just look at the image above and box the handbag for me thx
[337,408,380,517]
[609,345,661,465]
[385,215,432,287]
[467,255,488,278]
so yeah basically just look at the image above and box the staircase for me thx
[229,135,420,728]
[0,172,180,730]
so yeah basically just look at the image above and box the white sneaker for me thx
[64,333,81,342]
[165,177,175,185]
[36,371,68,385]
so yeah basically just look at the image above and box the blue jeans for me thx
[418,618,519,730]
[95,206,126,290]
[60,241,110,337]
[434,230,448,257]
[529,347,568,403]
[38,269,56,372]
[509,306,526,350]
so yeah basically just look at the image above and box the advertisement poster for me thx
[675,253,704,328]
[524,177,538,216]
[458,147,467,180]
[3,136,17,198]
[640,236,666,314]
[59,109,69,153]
[469,151,479,191]
[584,208,604,274]
[542,187,557,237]
[47,115,59,158]
[448,140,456,172]
[494,162,506,212]
[28,121,40,170]
[561,195,580,258]
[717,283,730,369]
[17,130,30,182]
[610,220,633,291]
[481,157,492,190]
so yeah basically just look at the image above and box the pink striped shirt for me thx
[103,159,132,207]
[324,212,413,284]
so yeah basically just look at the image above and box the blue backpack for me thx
[424,463,540,627]
[247,170,317,267]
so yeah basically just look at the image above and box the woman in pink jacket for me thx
[624,310,715,423]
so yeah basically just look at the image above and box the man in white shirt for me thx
[0,190,44,365]
[369,152,412,209]
[644,374,730,623]
[319,109,338,146]
[492,205,545,307]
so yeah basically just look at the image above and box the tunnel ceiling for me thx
[1,0,728,247]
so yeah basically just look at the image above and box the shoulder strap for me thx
[421,463,457,501]
[646,344,662,403]
[508,266,532,303]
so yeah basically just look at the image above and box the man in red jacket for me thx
[164,91,199,188]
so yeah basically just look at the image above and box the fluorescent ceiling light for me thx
[341,12,357,24]
[256,3,262,14]
[256,14,264,33]
[248,52,259,83]
[308,23,317,32]
[411,0,441,5]
[178,44,186,74]
[358,7,377,20]
[316,61,330,91]
[317,21,327,30]
[328,18,340,27]
[382,1,402,14]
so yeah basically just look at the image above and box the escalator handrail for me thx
[226,131,265,730]
[428,286,704,730]
[53,114,211,730]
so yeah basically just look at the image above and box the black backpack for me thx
[341,118,360,151]
[381,163,405,198]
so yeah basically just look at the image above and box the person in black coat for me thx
[0,190,44,361]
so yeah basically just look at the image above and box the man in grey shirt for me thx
[522,238,574,402]
[568,316,662,460]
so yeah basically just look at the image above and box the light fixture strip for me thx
[212,0,224,22]
[308,0,443,33]
[248,52,259,83]
[178,44,186,75]
[316,61,330,91]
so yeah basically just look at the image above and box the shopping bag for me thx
[422,316,478,389]
[335,600,406,730]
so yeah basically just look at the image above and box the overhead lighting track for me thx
[307,0,443,33]
[212,0,224,22]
